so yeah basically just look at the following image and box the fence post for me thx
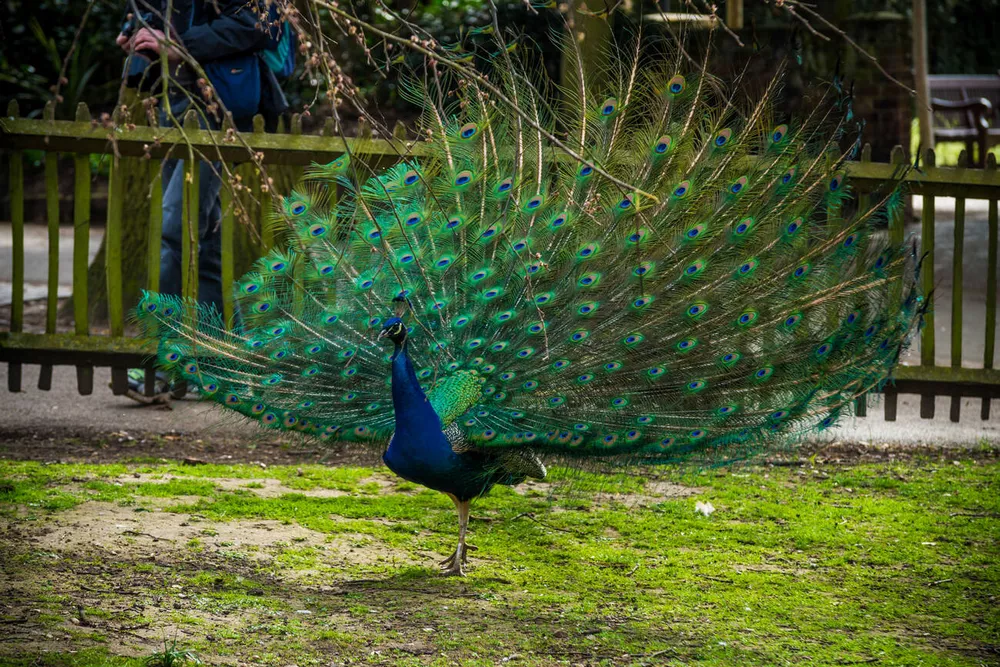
[949,150,967,422]
[72,103,93,395]
[106,107,128,395]
[143,110,164,397]
[38,101,60,391]
[985,153,998,419]
[919,148,936,418]
[7,101,24,392]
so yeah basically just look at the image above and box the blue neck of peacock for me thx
[390,341,439,434]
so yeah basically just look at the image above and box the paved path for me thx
[1,363,996,448]
[0,224,102,305]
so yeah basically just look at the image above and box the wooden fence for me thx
[2,99,1000,421]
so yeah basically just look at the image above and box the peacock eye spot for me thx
[740,314,751,323]
[670,82,682,93]
[731,183,742,193]
[292,204,306,215]
[580,165,593,176]
[795,267,806,277]
[844,236,855,247]
[782,173,792,183]
[634,266,647,275]
[737,224,748,234]
[406,215,420,226]
[716,136,726,146]
[675,186,687,196]
[619,197,632,209]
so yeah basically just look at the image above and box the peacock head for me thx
[379,317,408,345]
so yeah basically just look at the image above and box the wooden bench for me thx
[928,74,1000,167]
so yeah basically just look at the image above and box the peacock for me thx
[134,36,922,575]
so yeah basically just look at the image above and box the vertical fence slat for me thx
[919,148,936,418]
[949,151,967,422]
[884,145,907,421]
[106,148,127,395]
[984,154,998,419]
[40,150,60,390]
[855,143,873,418]
[181,110,201,303]
[221,164,235,324]
[72,103,93,395]
[7,102,24,392]
[253,114,272,253]
[145,149,164,398]
[37,102,60,391]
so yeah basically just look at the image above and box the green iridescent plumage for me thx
[134,34,922,470]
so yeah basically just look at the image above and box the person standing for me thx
[118,0,290,400]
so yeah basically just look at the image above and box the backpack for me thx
[260,7,297,80]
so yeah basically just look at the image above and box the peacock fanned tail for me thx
[134,35,922,467]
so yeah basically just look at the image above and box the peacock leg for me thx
[439,494,470,576]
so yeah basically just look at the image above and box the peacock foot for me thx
[439,548,466,576]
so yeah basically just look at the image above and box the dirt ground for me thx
[2,431,998,667]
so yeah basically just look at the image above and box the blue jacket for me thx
[127,0,288,126]
[171,0,270,64]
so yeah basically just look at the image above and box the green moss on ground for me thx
[0,456,997,666]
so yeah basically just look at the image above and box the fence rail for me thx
[2,99,1000,420]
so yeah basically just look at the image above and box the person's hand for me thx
[116,33,130,51]
[129,27,182,62]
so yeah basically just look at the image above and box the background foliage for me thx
[2,0,997,122]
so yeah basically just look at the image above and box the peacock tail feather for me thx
[134,34,922,467]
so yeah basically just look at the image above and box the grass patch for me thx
[0,457,997,666]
